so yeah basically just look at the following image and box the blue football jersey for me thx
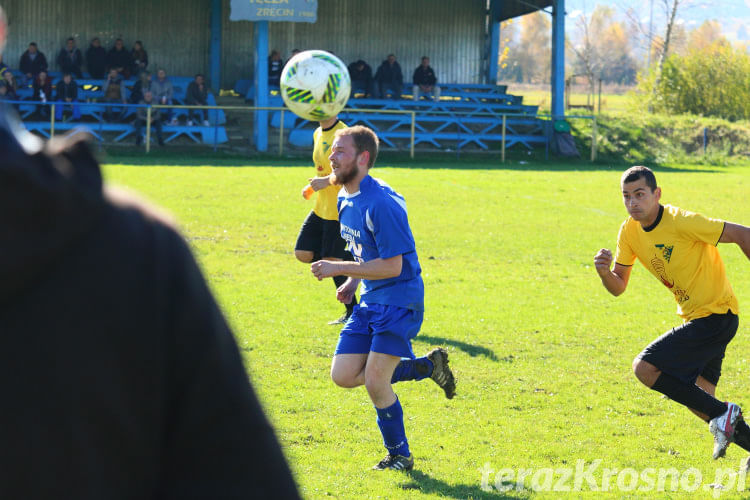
[338,175,424,311]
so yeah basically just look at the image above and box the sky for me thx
[564,0,750,41]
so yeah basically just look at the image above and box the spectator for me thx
[151,68,175,124]
[268,49,283,87]
[412,56,440,102]
[131,40,148,76]
[2,72,18,101]
[348,59,374,98]
[55,72,81,121]
[19,42,48,83]
[129,70,151,104]
[0,81,8,101]
[185,73,209,126]
[0,53,9,80]
[99,68,127,122]
[284,48,301,68]
[107,38,132,79]
[86,37,107,79]
[373,54,403,100]
[135,90,164,146]
[0,116,302,500]
[32,70,52,117]
[57,37,83,79]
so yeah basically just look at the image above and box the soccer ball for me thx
[280,50,351,122]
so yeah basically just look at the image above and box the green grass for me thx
[103,159,750,499]
[510,89,635,115]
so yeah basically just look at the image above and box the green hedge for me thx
[568,113,750,166]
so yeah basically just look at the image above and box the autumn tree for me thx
[500,11,550,83]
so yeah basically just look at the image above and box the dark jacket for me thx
[107,47,132,72]
[185,80,208,105]
[129,77,151,104]
[268,57,283,87]
[348,60,373,84]
[131,48,148,73]
[32,76,52,101]
[374,59,403,87]
[19,50,48,77]
[0,119,302,500]
[413,65,437,87]
[57,47,83,77]
[55,78,79,101]
[86,44,107,79]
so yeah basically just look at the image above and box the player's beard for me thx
[333,160,359,186]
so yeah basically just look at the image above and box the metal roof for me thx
[495,0,554,22]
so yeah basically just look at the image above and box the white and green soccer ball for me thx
[280,50,351,122]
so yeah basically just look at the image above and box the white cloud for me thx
[568,9,582,19]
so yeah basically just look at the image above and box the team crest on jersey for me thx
[654,244,674,263]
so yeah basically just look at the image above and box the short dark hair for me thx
[67,37,75,43]
[195,73,204,79]
[29,42,38,47]
[335,126,379,169]
[622,166,657,192]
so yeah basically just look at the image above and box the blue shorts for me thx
[335,302,423,359]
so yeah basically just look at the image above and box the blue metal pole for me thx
[487,0,502,85]
[489,21,500,84]
[551,0,566,118]
[254,20,269,152]
[209,0,222,91]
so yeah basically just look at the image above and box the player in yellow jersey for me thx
[594,166,750,460]
[294,116,357,324]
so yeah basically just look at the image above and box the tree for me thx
[570,6,638,90]
[688,20,725,51]
[505,11,550,83]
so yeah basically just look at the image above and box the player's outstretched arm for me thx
[720,222,750,260]
[311,255,402,281]
[594,248,631,296]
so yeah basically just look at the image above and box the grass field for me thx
[103,157,750,498]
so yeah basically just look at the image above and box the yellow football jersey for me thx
[311,120,347,221]
[615,204,738,322]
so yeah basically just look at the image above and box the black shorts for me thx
[637,311,739,386]
[294,211,350,260]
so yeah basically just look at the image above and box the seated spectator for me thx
[20,42,48,84]
[86,38,107,79]
[185,73,209,126]
[373,54,402,100]
[151,68,175,124]
[99,68,127,122]
[135,90,164,146]
[412,56,440,102]
[2,72,19,101]
[129,70,151,104]
[57,37,83,79]
[131,40,148,76]
[284,48,301,67]
[268,50,283,87]
[55,72,81,121]
[0,53,10,81]
[348,59,374,98]
[107,38,132,79]
[0,81,9,101]
[32,70,53,117]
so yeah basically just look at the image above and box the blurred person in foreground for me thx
[0,8,300,498]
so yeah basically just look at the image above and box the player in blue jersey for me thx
[311,125,456,471]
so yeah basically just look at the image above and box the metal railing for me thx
[5,100,599,161]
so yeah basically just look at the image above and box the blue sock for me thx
[375,397,410,457]
[391,357,433,384]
